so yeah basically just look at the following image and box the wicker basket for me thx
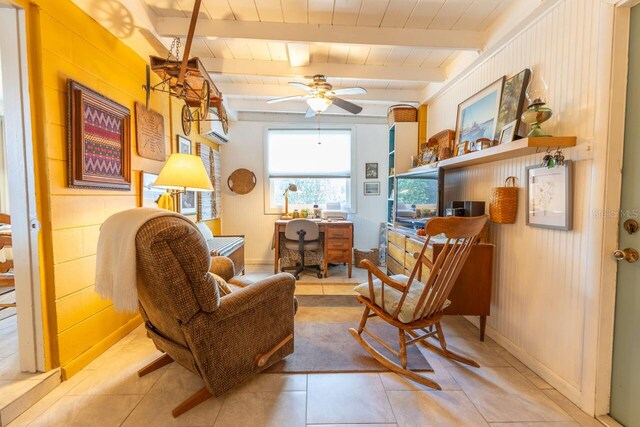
[354,248,379,266]
[387,105,418,126]
[489,176,518,224]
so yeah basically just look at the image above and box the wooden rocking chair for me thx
[0,213,15,310]
[350,215,489,390]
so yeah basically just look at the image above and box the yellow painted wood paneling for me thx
[56,287,112,333]
[418,103,428,148]
[54,256,96,298]
[27,0,222,376]
[57,304,134,366]
[61,315,143,380]
[46,123,66,161]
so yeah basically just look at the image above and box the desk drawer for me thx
[327,249,351,262]
[388,229,405,248]
[388,242,405,264]
[327,238,351,250]
[326,226,352,240]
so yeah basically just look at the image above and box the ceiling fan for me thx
[267,75,367,117]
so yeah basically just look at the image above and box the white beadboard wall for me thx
[427,0,605,411]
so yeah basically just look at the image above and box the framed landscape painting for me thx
[67,80,131,190]
[455,77,505,145]
[494,68,531,141]
[364,181,380,196]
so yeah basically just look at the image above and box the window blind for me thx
[267,129,351,178]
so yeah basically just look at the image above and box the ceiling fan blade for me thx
[332,87,367,96]
[305,107,317,118]
[266,95,305,104]
[289,82,314,92]
[330,96,363,114]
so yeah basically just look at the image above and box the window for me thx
[265,128,354,212]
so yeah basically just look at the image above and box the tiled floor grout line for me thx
[116,364,167,427]
[304,374,310,426]
[379,372,400,425]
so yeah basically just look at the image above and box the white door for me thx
[0,4,44,372]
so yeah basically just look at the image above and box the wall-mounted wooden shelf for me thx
[405,136,577,174]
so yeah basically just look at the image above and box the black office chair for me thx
[281,219,323,279]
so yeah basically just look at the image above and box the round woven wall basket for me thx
[227,168,257,195]
[489,176,518,224]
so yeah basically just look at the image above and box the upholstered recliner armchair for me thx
[134,216,296,417]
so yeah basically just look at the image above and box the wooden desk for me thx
[274,220,354,278]
[387,226,494,341]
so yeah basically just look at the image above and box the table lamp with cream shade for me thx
[154,153,213,211]
[281,183,298,219]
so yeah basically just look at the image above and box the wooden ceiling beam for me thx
[201,58,445,82]
[155,18,484,51]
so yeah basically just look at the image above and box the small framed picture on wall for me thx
[455,141,468,156]
[364,181,380,196]
[177,135,191,154]
[365,163,378,179]
[499,120,518,144]
[175,135,197,214]
[526,161,573,230]
[139,171,163,208]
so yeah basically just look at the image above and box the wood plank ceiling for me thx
[143,0,513,113]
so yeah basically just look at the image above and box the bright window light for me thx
[266,129,352,209]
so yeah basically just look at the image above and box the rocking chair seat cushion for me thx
[353,274,451,324]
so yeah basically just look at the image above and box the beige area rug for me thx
[265,295,432,374]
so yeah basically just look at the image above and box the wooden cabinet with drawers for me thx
[386,226,494,340]
[324,223,354,277]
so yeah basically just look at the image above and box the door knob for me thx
[613,248,639,263]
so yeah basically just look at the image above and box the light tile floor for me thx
[7,267,603,427]
[0,316,57,420]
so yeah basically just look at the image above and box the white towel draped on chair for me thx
[95,208,193,312]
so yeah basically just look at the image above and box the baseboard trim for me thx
[246,260,271,266]
[0,369,60,427]
[464,316,585,411]
[597,415,623,427]
[60,314,143,380]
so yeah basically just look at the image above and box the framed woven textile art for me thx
[196,142,221,221]
[67,80,131,190]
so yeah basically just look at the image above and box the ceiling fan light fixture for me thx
[307,96,331,113]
